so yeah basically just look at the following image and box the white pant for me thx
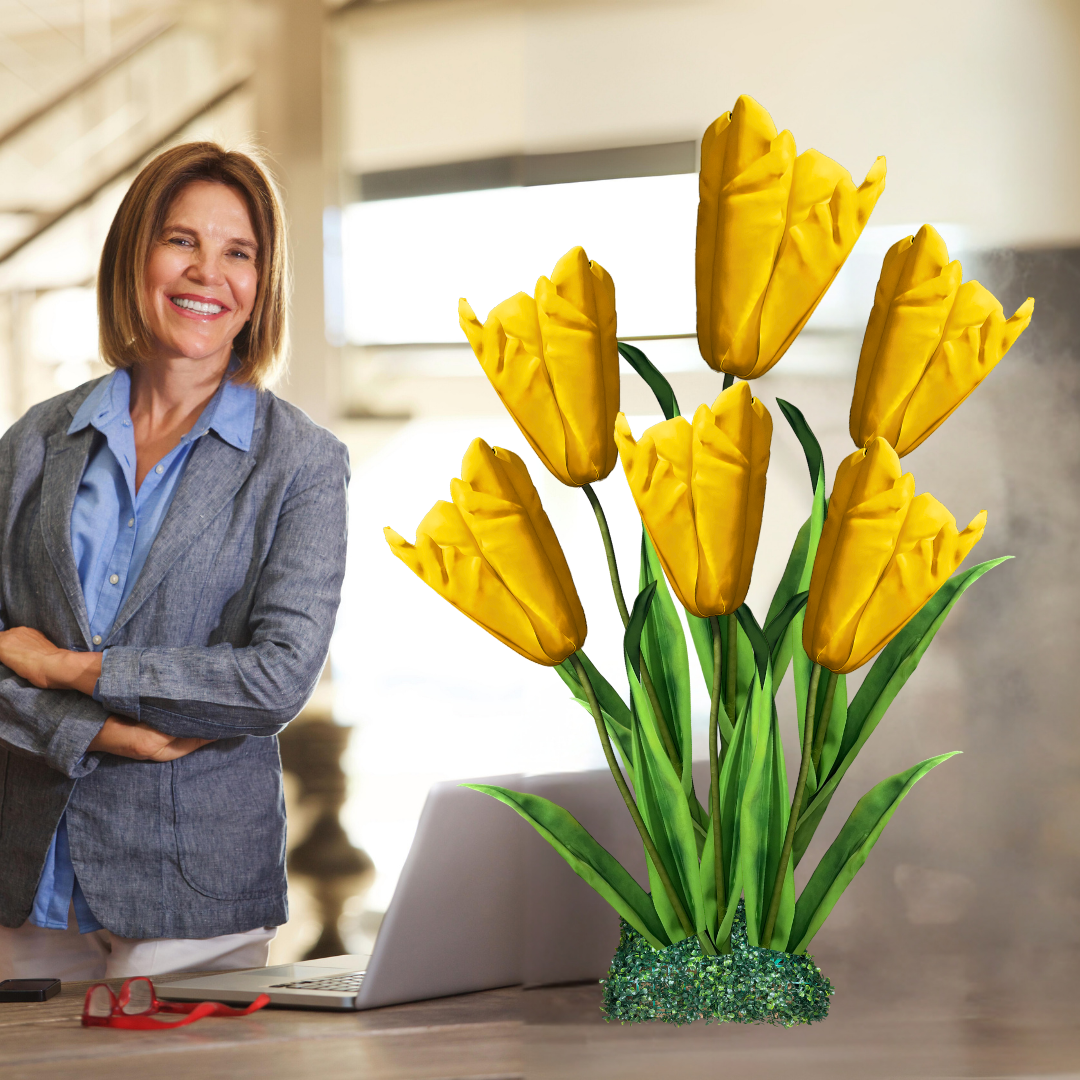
[0,908,276,980]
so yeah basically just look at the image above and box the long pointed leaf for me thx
[465,784,670,949]
[794,558,1010,863]
[624,582,658,679]
[618,341,680,420]
[736,604,771,688]
[626,662,705,940]
[789,753,959,953]
[639,532,693,792]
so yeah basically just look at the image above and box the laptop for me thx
[160,766,653,1010]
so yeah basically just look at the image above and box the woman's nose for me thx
[186,253,227,285]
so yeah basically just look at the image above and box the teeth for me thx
[172,297,224,314]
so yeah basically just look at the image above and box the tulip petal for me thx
[849,226,961,449]
[459,296,572,484]
[384,513,553,665]
[758,154,887,378]
[617,387,772,619]
[615,412,701,614]
[894,292,1034,455]
[536,248,619,484]
[454,440,586,660]
[696,95,885,379]
[461,247,619,487]
[850,223,1034,456]
[804,438,986,673]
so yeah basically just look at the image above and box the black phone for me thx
[0,979,61,1002]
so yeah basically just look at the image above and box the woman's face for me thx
[143,181,259,367]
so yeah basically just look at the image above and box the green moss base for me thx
[600,901,834,1026]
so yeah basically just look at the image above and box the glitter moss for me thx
[600,901,834,1026]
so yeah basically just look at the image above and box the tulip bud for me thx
[850,224,1034,456]
[460,247,619,487]
[696,95,886,379]
[385,439,587,665]
[615,381,772,618]
[804,438,985,673]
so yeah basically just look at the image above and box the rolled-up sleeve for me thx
[96,435,350,739]
[0,670,106,778]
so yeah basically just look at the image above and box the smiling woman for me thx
[0,143,349,982]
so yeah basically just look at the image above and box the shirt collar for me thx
[68,357,256,452]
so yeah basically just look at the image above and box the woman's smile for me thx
[168,293,233,319]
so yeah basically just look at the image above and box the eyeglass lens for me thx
[122,978,155,1015]
[87,985,114,1017]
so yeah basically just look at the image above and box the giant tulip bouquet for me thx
[387,97,1033,971]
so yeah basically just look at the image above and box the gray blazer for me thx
[0,378,349,938]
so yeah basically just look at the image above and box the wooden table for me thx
[3,973,1079,1079]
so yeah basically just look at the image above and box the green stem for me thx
[722,372,734,390]
[810,671,840,775]
[570,653,704,949]
[761,663,822,949]
[708,617,727,929]
[582,483,682,777]
[583,483,629,627]
[724,611,739,730]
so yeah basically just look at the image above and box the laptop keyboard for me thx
[269,972,366,992]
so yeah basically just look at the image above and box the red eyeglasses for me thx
[82,976,269,1030]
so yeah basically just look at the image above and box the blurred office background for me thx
[1,0,1077,1017]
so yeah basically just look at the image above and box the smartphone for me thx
[0,979,61,1002]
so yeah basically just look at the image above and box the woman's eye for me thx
[168,237,192,247]
[229,250,251,260]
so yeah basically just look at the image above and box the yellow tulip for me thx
[804,437,985,674]
[614,381,772,618]
[459,246,619,487]
[696,95,886,379]
[850,224,1034,456]
[385,439,587,666]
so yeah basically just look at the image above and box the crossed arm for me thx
[0,626,212,762]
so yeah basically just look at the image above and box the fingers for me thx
[88,717,215,761]
[146,737,214,763]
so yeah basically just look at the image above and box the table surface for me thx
[2,971,1078,1080]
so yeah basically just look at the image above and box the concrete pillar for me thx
[254,0,337,427]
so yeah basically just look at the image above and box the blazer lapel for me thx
[106,433,258,642]
[40,429,96,648]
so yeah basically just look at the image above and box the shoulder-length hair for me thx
[98,142,289,388]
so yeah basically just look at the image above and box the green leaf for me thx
[464,784,670,949]
[638,532,693,792]
[794,558,1010,863]
[763,591,808,655]
[733,667,791,946]
[735,604,771,688]
[766,518,811,684]
[618,342,680,420]
[624,581,658,679]
[788,753,959,953]
[626,660,705,941]
[555,652,635,784]
[775,398,825,495]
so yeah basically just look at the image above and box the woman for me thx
[0,143,349,979]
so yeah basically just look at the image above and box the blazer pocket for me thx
[171,737,287,901]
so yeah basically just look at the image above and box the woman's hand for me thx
[0,627,102,695]
[88,716,215,762]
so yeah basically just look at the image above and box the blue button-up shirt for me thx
[30,364,256,932]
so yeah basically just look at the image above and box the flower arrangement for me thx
[385,95,1033,1023]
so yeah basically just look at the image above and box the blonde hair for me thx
[97,142,288,388]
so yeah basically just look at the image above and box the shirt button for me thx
[92,635,102,645]
[109,574,120,585]
[155,464,164,474]
[128,518,135,528]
